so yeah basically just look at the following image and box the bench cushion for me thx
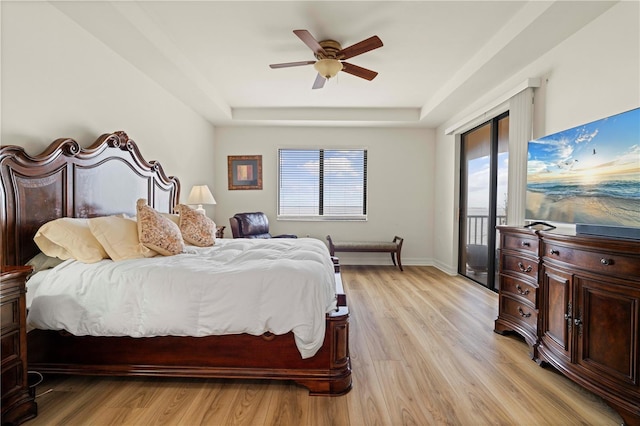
[332,241,398,250]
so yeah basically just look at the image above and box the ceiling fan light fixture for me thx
[314,59,343,79]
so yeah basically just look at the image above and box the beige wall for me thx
[2,1,637,272]
[214,126,435,266]
[433,1,640,274]
[0,1,216,203]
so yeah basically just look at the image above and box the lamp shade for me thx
[314,59,343,79]
[187,185,216,214]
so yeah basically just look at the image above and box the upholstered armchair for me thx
[229,212,297,239]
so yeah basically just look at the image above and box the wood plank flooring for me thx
[27,266,622,425]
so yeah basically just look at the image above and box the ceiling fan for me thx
[269,29,383,89]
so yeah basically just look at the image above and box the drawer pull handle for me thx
[517,307,531,318]
[574,313,583,336]
[517,262,532,273]
[600,258,614,266]
[515,285,530,295]
[520,241,530,247]
[550,249,560,255]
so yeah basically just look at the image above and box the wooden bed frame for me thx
[0,131,351,395]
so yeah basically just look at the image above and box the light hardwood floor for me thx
[27,266,622,425]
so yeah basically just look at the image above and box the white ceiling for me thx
[51,1,616,128]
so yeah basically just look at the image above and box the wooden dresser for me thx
[495,227,640,426]
[1,266,37,426]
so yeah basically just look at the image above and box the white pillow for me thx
[89,216,157,261]
[34,218,108,263]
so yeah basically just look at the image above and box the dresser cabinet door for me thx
[574,276,640,392]
[540,265,572,364]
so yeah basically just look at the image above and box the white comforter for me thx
[26,238,337,359]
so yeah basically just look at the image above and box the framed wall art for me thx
[228,155,262,190]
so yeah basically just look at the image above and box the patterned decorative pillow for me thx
[136,199,185,256]
[176,204,216,247]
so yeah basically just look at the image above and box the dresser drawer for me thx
[0,362,22,402]
[0,298,19,335]
[544,242,640,277]
[500,275,537,307]
[503,232,539,255]
[1,331,19,366]
[0,266,36,424]
[501,253,539,281]
[500,295,538,331]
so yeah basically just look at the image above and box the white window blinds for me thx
[278,149,367,219]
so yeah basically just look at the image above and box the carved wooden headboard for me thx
[0,131,180,267]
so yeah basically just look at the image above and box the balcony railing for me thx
[467,215,507,246]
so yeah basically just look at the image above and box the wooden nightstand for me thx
[1,266,37,425]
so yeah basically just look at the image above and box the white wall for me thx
[0,1,216,204]
[433,1,640,274]
[532,1,640,138]
[214,126,435,266]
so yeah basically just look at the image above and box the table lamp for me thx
[187,185,216,214]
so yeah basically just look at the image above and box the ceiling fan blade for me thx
[338,35,383,60]
[293,29,327,56]
[312,73,326,89]
[341,62,378,81]
[269,60,316,69]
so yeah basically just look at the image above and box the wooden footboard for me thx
[27,306,351,396]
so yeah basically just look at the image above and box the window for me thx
[278,149,367,220]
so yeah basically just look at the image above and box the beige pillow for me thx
[89,216,157,261]
[136,199,185,256]
[176,204,216,247]
[161,213,180,225]
[33,218,108,263]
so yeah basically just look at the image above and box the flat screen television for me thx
[526,107,640,238]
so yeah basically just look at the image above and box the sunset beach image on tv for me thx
[526,107,640,227]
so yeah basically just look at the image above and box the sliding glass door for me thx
[458,113,509,290]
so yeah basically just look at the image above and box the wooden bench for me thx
[326,235,404,271]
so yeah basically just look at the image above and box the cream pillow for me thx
[89,216,157,261]
[33,217,108,263]
[176,204,216,247]
[161,213,180,225]
[136,199,185,256]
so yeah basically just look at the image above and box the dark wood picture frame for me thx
[228,155,262,190]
